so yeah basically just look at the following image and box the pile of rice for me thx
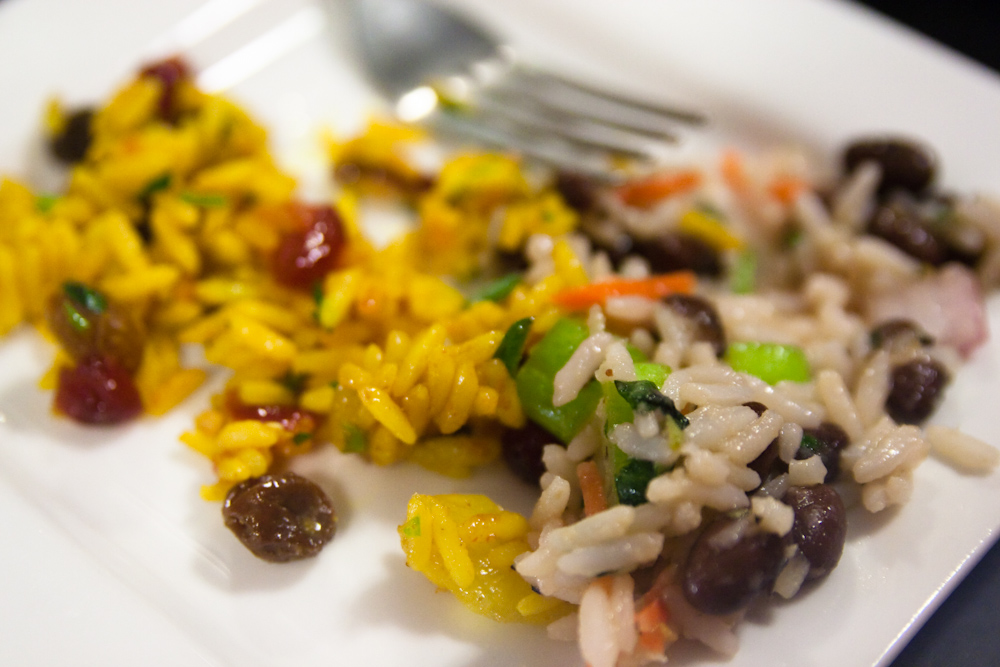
[3,59,1000,667]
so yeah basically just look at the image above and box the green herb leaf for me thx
[279,371,309,394]
[494,317,533,375]
[36,193,60,213]
[343,424,367,453]
[180,191,228,208]
[615,458,657,506]
[613,380,689,429]
[292,432,312,445]
[401,516,421,538]
[469,272,521,303]
[139,172,172,199]
[63,281,107,314]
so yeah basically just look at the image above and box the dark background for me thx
[851,4,1000,666]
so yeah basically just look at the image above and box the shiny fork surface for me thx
[349,0,705,178]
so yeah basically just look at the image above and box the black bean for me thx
[49,108,94,164]
[867,200,949,265]
[223,472,337,562]
[680,514,785,615]
[554,171,601,214]
[783,485,847,581]
[870,319,934,351]
[630,232,722,277]
[797,422,849,482]
[748,438,783,486]
[886,358,949,425]
[501,421,557,485]
[664,294,727,357]
[843,138,936,195]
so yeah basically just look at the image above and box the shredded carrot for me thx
[635,597,670,632]
[720,149,749,192]
[576,461,606,516]
[552,271,696,310]
[635,597,675,655]
[767,173,808,204]
[615,169,702,209]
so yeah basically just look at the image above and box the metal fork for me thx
[149,0,705,178]
[350,0,706,177]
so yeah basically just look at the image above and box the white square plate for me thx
[1,1,999,665]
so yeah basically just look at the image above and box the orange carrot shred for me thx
[768,174,808,204]
[720,149,749,192]
[552,271,696,311]
[635,597,674,655]
[577,461,606,516]
[615,169,702,209]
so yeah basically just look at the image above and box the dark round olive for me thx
[664,294,727,357]
[783,484,847,581]
[843,138,936,195]
[554,171,600,214]
[50,108,94,164]
[630,232,722,277]
[223,472,337,563]
[885,358,949,425]
[870,319,934,351]
[501,421,557,485]
[796,422,849,482]
[866,200,949,265]
[680,514,785,615]
[46,281,146,373]
[54,355,143,425]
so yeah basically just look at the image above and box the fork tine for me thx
[458,99,660,161]
[480,85,680,143]
[512,63,707,127]
[428,110,630,183]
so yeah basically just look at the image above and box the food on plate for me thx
[2,57,1000,666]
[223,471,337,562]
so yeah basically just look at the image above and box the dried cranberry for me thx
[226,391,319,434]
[54,356,143,424]
[223,472,337,562]
[272,204,346,290]
[140,56,192,122]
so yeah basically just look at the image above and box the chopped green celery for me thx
[602,381,633,433]
[634,362,668,387]
[494,317,533,375]
[469,272,521,303]
[730,248,758,294]
[725,341,811,384]
[516,318,601,443]
[627,343,648,363]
